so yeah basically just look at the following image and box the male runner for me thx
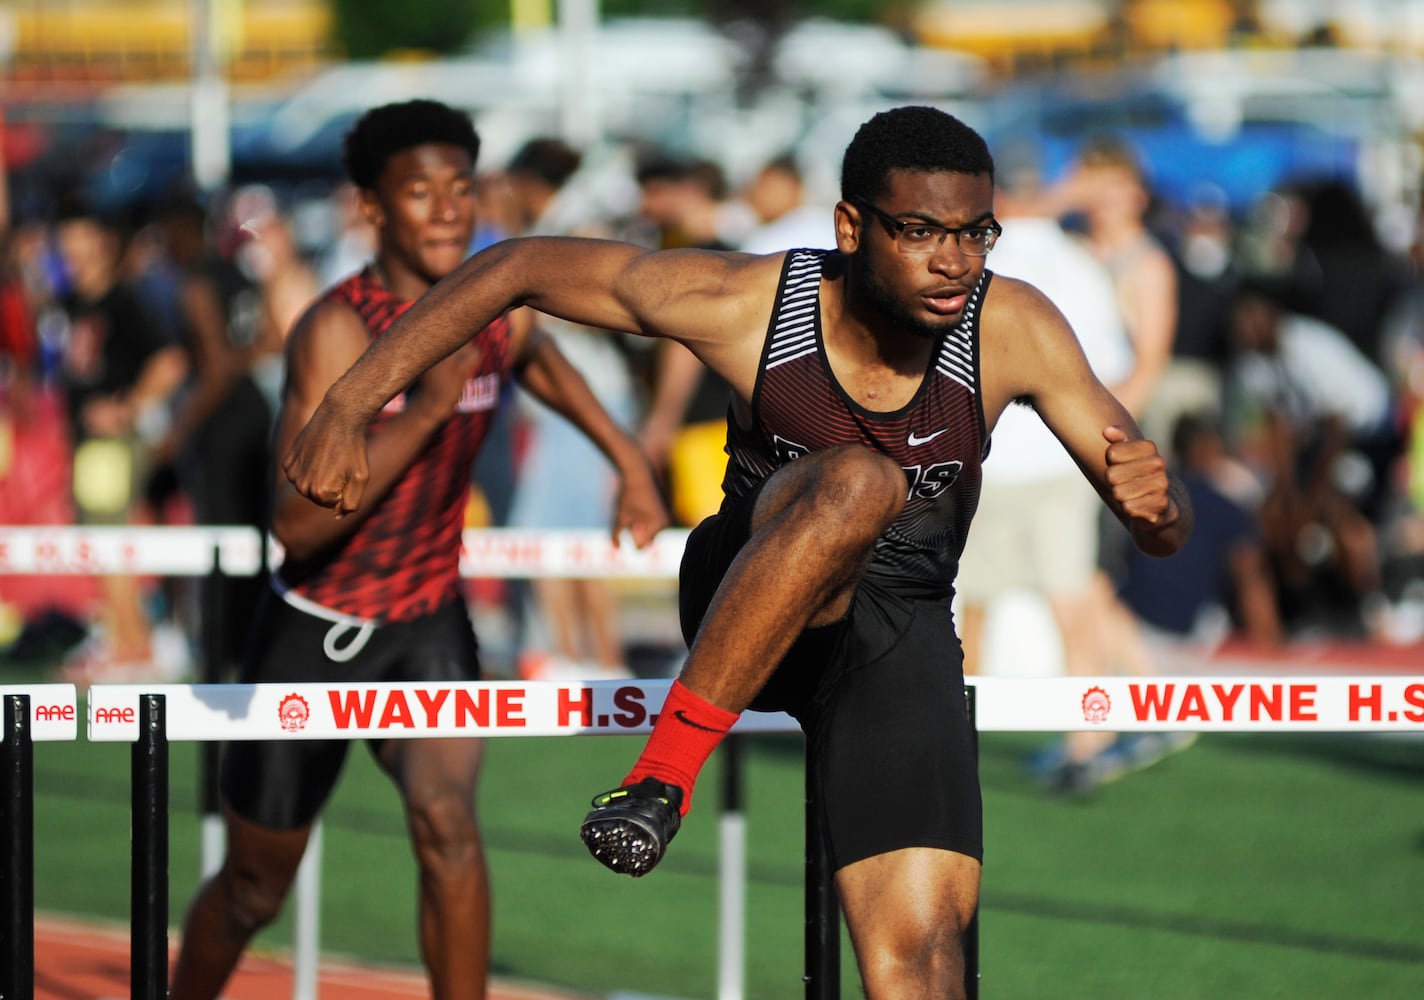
[282,106,1193,997]
[170,99,668,1000]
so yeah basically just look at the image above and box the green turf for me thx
[19,687,1424,999]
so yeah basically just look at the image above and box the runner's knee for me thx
[858,919,966,999]
[216,859,296,936]
[408,792,481,877]
[805,445,906,535]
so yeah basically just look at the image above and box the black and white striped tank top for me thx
[722,249,989,598]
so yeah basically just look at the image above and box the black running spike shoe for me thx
[580,776,684,877]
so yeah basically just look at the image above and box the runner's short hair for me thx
[343,99,481,191]
[841,105,994,203]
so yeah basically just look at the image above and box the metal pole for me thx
[2,694,34,1000]
[717,735,746,1000]
[200,542,224,879]
[964,684,980,999]
[190,0,231,193]
[292,820,324,1000]
[555,0,599,147]
[132,694,169,1000]
[804,736,838,998]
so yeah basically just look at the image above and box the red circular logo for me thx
[278,693,311,733]
[1081,686,1112,725]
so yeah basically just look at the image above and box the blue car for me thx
[979,81,1359,215]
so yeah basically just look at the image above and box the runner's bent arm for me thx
[270,298,483,559]
[284,237,778,514]
[980,276,1193,557]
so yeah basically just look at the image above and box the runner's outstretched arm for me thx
[284,236,772,515]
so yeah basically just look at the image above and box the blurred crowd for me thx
[4,119,1424,709]
[0,130,838,683]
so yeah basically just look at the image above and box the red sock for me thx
[622,680,740,816]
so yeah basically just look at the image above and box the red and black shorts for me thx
[220,588,482,830]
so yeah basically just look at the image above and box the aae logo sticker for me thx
[278,693,311,733]
[93,705,136,724]
[1081,686,1112,725]
[34,703,76,722]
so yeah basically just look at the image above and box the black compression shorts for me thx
[220,589,482,830]
[680,485,983,870]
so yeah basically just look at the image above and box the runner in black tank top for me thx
[283,105,1195,999]
[723,247,987,597]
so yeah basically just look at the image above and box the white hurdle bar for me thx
[0,524,691,581]
[85,675,1424,744]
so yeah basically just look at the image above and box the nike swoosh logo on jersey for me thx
[907,428,949,446]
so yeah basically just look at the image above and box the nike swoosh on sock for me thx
[672,708,729,733]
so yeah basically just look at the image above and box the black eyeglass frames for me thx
[851,195,1001,256]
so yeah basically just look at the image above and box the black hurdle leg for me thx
[965,683,980,998]
[2,694,34,1000]
[804,735,839,998]
[131,693,169,1000]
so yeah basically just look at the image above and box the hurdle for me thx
[88,672,1424,996]
[17,527,1424,994]
[0,683,80,1000]
[88,679,832,997]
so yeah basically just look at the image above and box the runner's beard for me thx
[849,248,957,341]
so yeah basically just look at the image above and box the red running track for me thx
[33,914,593,1000]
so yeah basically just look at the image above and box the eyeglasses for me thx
[852,196,1001,256]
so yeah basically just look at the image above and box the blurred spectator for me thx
[156,192,282,678]
[52,196,188,680]
[1225,278,1397,636]
[955,147,1135,796]
[737,153,834,254]
[1377,204,1424,614]
[503,137,640,680]
[1381,202,1424,444]
[1284,178,1412,369]
[1158,185,1240,442]
[1236,186,1311,281]
[0,219,96,653]
[1053,132,1179,638]
[157,195,261,454]
[120,209,186,348]
[1119,411,1284,655]
[633,151,736,526]
[470,171,521,253]
[0,228,39,403]
[633,151,740,253]
[1055,133,1177,428]
[226,187,318,411]
[0,120,7,237]
[315,181,377,287]
[1052,134,1187,780]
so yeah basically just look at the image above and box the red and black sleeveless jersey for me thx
[722,249,989,599]
[280,269,514,621]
